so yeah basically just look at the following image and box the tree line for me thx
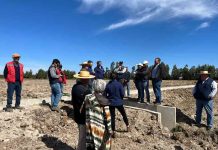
[24,69,76,79]
[24,64,218,80]
[1,64,217,80]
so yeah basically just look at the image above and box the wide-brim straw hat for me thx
[12,53,21,58]
[74,71,95,79]
[199,71,210,75]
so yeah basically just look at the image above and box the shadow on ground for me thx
[41,135,75,150]
[176,108,195,125]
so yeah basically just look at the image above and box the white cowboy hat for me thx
[74,71,95,79]
[199,71,210,75]
[143,60,149,64]
[137,63,143,66]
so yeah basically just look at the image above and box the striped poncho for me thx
[85,94,112,150]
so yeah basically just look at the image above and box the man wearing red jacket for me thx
[4,53,24,112]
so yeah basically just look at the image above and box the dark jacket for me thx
[94,66,105,79]
[135,66,150,81]
[87,67,94,75]
[123,71,131,86]
[48,65,59,84]
[71,83,91,124]
[151,63,166,80]
[105,79,124,106]
[194,78,214,101]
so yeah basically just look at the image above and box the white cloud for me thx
[196,22,210,30]
[79,0,218,30]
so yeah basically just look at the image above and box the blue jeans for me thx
[196,100,213,127]
[7,81,22,107]
[152,79,162,103]
[50,83,61,107]
[124,82,130,97]
[143,80,150,103]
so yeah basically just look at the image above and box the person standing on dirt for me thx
[134,63,143,102]
[94,61,105,79]
[85,79,112,150]
[151,58,166,105]
[105,73,130,138]
[71,71,94,150]
[4,53,24,112]
[48,59,62,112]
[123,67,131,98]
[193,71,217,130]
[142,61,151,103]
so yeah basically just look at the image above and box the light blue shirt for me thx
[152,64,159,79]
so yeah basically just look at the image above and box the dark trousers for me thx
[7,81,22,107]
[138,81,145,102]
[135,81,140,100]
[109,105,129,131]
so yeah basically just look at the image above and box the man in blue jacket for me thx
[193,71,217,130]
[94,61,105,79]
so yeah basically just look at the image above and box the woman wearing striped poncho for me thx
[85,79,112,150]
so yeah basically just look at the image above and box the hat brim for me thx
[74,74,95,79]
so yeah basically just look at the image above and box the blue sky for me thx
[0,0,218,74]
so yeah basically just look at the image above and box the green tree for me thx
[171,65,180,79]
[24,69,33,78]
[189,66,197,80]
[36,69,47,79]
[182,65,191,80]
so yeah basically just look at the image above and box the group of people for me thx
[133,57,167,105]
[72,60,130,150]
[2,53,217,149]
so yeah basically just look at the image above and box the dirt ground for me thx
[0,79,217,150]
[0,79,197,100]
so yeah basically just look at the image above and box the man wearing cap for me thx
[4,53,24,112]
[140,61,151,103]
[48,59,62,112]
[72,71,94,150]
[134,63,143,102]
[193,71,217,130]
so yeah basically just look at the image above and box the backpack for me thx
[95,93,111,106]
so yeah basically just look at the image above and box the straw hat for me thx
[12,53,21,58]
[199,71,210,75]
[74,71,95,79]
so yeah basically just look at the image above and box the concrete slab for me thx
[123,99,176,130]
[124,105,162,127]
[157,105,176,130]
